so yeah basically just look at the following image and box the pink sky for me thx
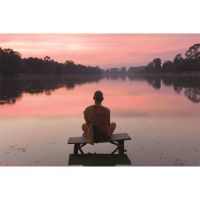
[0,34,199,68]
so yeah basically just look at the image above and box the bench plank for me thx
[111,133,131,141]
[68,133,131,144]
[68,137,87,144]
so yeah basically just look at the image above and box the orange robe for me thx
[84,105,111,144]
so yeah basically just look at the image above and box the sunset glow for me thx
[0,34,200,68]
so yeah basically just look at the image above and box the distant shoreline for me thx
[126,71,200,77]
[0,74,103,80]
[1,71,200,80]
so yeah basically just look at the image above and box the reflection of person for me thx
[82,90,116,144]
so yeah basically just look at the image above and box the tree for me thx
[163,60,174,72]
[145,61,154,72]
[173,54,184,72]
[145,58,162,73]
[0,48,21,77]
[173,54,183,64]
[44,56,51,61]
[152,58,161,70]
[185,43,200,60]
[0,47,103,77]
[65,60,75,66]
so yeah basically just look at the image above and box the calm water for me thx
[0,75,200,166]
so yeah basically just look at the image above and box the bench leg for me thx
[111,147,119,154]
[74,143,86,154]
[118,140,125,155]
[78,147,84,154]
[110,140,126,155]
[74,144,80,154]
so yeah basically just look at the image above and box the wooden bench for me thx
[68,133,131,155]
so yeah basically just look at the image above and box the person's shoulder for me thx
[101,105,110,112]
[85,105,94,111]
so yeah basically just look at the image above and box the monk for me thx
[82,90,116,144]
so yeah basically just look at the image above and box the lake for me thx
[0,75,200,166]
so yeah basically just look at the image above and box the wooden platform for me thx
[68,133,131,155]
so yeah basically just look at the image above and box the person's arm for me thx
[108,109,110,126]
[106,108,112,137]
[84,106,93,125]
[84,109,89,125]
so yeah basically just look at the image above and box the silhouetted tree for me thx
[162,61,174,72]
[127,43,200,74]
[173,54,183,63]
[144,58,162,73]
[0,48,21,77]
[44,56,51,61]
[152,58,162,71]
[145,61,154,72]
[185,43,200,61]
[173,54,184,72]
[0,47,102,78]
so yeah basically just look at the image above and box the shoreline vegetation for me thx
[0,43,200,78]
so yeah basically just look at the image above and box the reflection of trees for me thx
[1,74,199,105]
[0,75,102,105]
[145,76,161,89]
[103,74,127,81]
[185,88,200,103]
[128,75,161,89]
[161,76,200,103]
[127,75,200,103]
[146,76,200,103]
[0,78,23,104]
[173,86,182,94]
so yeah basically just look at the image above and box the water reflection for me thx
[0,75,199,166]
[161,76,200,103]
[68,154,131,166]
[127,75,200,103]
[0,75,199,105]
[0,75,102,105]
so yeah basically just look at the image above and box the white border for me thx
[0,167,200,200]
[0,0,200,33]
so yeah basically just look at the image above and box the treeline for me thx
[104,43,200,74]
[128,43,200,74]
[0,48,102,77]
[1,43,200,77]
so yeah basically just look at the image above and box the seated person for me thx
[82,90,116,144]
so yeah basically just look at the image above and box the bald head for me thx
[93,90,104,104]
